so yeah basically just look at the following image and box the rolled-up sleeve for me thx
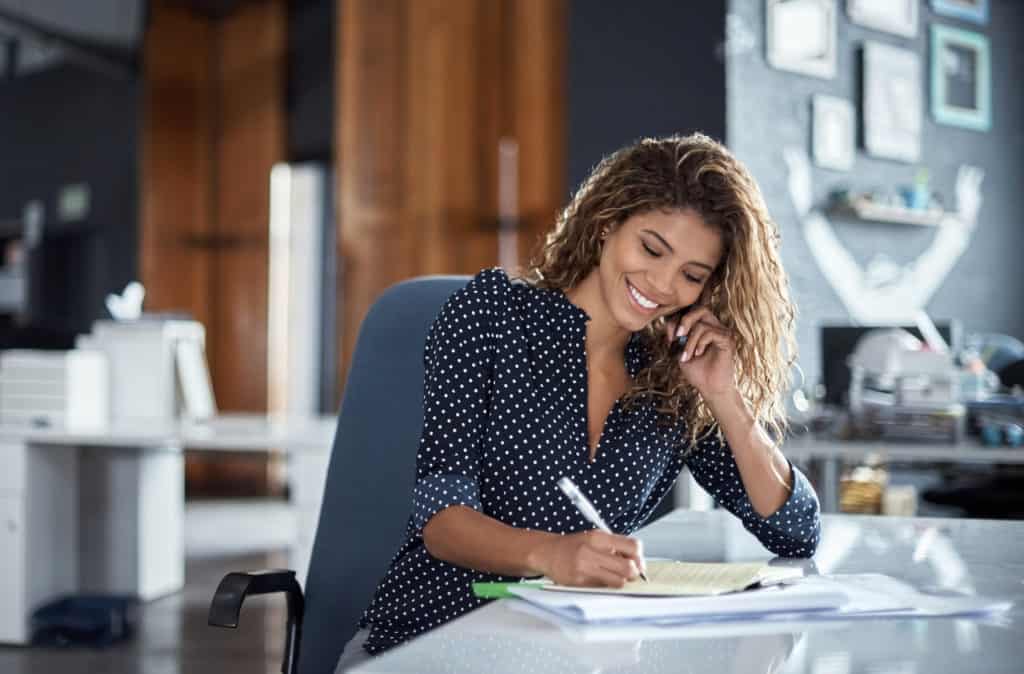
[686,435,821,557]
[411,269,504,535]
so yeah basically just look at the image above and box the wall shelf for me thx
[828,198,947,227]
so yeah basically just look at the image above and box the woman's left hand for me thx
[667,307,738,400]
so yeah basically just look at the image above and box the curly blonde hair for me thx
[525,133,797,452]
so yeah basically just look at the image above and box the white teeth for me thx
[628,282,659,309]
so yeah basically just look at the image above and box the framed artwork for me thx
[863,42,922,163]
[847,0,918,38]
[812,95,855,171]
[766,0,837,79]
[931,25,991,131]
[931,0,989,25]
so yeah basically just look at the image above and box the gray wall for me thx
[727,0,1024,385]
[568,0,727,191]
[0,64,138,335]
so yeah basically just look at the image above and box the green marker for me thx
[471,581,547,599]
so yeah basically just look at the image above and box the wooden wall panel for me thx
[511,0,568,266]
[140,4,215,333]
[143,1,286,496]
[213,0,286,412]
[334,0,566,398]
[336,0,409,385]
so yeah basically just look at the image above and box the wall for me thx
[727,0,1024,386]
[287,0,334,162]
[0,63,138,335]
[567,0,727,191]
[334,0,566,393]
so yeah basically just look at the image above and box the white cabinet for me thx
[0,441,78,645]
[0,496,26,643]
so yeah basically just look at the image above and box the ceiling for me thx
[0,0,265,79]
[0,0,144,78]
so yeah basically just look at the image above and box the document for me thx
[542,560,804,597]
[507,571,1011,627]
[509,581,846,624]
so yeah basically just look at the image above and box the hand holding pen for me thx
[556,477,649,583]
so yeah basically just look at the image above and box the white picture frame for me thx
[847,0,918,38]
[863,42,922,163]
[813,95,855,171]
[766,0,837,79]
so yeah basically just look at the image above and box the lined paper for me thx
[543,561,803,597]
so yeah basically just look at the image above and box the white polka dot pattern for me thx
[357,268,821,654]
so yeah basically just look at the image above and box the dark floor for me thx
[0,552,289,674]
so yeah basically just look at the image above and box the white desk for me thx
[0,413,336,645]
[352,510,1024,674]
[782,434,1024,513]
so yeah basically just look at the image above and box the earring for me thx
[599,228,609,240]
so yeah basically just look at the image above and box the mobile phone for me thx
[667,305,694,357]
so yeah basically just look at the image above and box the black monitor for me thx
[820,322,963,406]
[0,223,102,350]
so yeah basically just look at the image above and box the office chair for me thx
[208,275,471,674]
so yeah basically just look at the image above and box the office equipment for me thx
[81,318,210,425]
[820,321,961,406]
[0,348,108,431]
[557,476,649,581]
[846,328,965,442]
[207,276,470,674]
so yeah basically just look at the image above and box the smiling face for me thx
[597,208,724,333]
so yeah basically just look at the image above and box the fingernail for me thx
[681,351,690,362]
[696,347,704,357]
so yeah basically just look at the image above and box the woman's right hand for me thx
[532,530,645,588]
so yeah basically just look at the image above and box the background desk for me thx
[353,510,1024,674]
[782,435,1024,513]
[0,413,335,645]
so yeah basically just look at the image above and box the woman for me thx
[335,133,820,670]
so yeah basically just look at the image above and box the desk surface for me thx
[0,413,336,452]
[353,510,1024,674]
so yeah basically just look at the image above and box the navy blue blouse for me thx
[358,268,820,654]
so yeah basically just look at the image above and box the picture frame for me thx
[812,95,855,171]
[766,0,837,79]
[862,42,922,163]
[931,0,989,26]
[847,0,918,38]
[931,24,991,131]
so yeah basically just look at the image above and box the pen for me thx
[557,476,649,582]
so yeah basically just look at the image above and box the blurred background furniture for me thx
[0,412,335,645]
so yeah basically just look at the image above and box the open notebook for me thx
[542,560,804,597]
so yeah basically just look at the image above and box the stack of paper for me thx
[510,581,845,624]
[506,561,1012,628]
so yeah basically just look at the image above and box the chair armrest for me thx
[209,569,305,674]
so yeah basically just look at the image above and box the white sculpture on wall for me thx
[783,147,985,324]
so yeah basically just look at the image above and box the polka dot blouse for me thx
[357,268,821,654]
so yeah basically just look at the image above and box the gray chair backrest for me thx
[298,275,470,674]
